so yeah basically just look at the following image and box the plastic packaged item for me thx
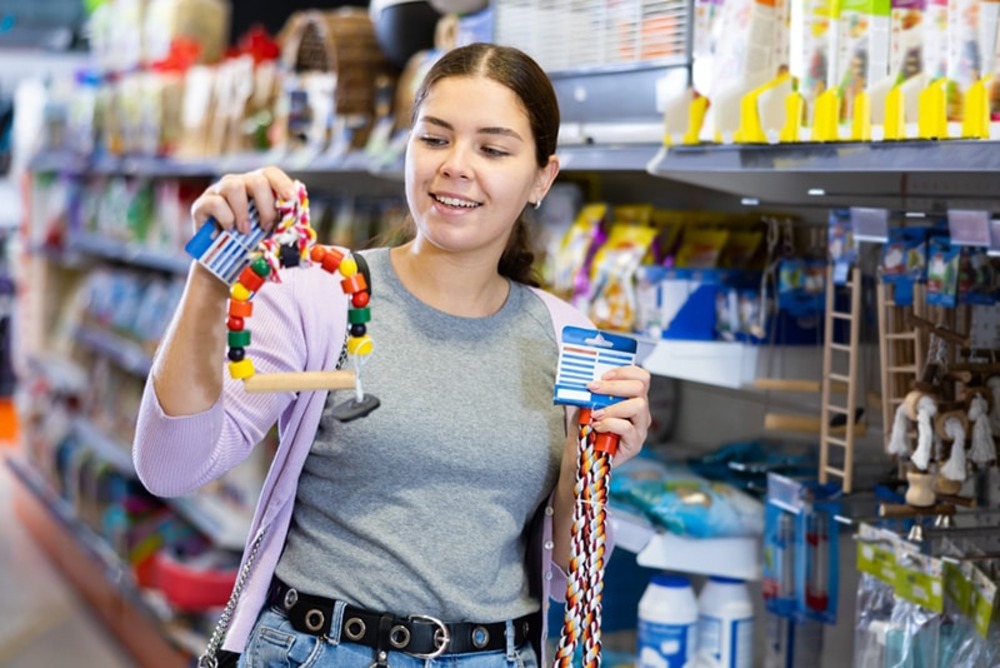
[637,573,699,668]
[764,613,823,668]
[696,576,754,668]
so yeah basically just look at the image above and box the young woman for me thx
[134,43,652,668]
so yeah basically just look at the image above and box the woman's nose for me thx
[439,143,472,179]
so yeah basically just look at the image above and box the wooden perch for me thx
[753,378,849,393]
[242,370,357,393]
[764,412,867,436]
[905,314,969,346]
[879,502,956,518]
[949,362,1000,374]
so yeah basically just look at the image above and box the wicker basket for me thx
[280,8,392,119]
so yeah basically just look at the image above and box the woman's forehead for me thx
[417,76,530,128]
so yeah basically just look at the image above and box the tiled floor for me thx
[0,444,136,668]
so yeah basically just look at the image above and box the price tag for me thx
[850,207,890,243]
[947,209,991,247]
[989,219,1000,257]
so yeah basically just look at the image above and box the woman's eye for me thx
[482,146,509,158]
[419,135,446,146]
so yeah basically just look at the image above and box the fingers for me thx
[190,167,299,235]
[586,365,653,463]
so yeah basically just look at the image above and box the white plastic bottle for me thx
[637,573,699,668]
[696,576,754,668]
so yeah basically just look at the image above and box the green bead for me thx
[348,306,371,324]
[228,329,251,347]
[251,256,271,277]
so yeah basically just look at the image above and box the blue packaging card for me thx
[184,202,267,285]
[554,326,637,409]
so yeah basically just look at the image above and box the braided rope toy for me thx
[553,409,616,668]
[551,327,636,668]
[186,181,379,419]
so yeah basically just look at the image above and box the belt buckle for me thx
[407,614,450,659]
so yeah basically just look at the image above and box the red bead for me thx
[321,248,345,273]
[238,266,266,292]
[341,273,367,294]
[227,316,245,331]
[352,291,370,308]
[229,300,253,318]
[310,245,327,263]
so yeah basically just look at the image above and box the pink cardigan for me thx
[133,265,601,660]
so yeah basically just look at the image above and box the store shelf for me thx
[557,142,662,172]
[76,325,153,378]
[26,352,89,393]
[611,506,761,581]
[72,417,136,477]
[168,492,252,552]
[68,233,191,275]
[75,324,154,377]
[6,455,198,667]
[28,138,664,185]
[71,417,253,551]
[639,338,823,390]
[647,140,1000,210]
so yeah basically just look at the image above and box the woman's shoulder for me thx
[526,287,594,330]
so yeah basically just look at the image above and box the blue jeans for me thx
[238,606,540,668]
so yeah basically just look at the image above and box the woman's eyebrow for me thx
[419,115,524,142]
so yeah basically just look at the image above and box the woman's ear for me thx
[531,155,561,206]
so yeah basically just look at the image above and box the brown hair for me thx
[404,43,560,287]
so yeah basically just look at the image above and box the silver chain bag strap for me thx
[197,332,350,668]
[197,527,267,668]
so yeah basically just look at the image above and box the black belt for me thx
[266,579,533,660]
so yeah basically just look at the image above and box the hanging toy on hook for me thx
[184,181,380,422]
[551,326,637,668]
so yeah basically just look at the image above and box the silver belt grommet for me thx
[283,588,299,610]
[344,617,367,641]
[389,625,410,649]
[304,608,326,633]
[471,625,490,649]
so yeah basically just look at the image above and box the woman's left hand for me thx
[586,365,652,467]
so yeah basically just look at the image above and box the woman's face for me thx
[405,74,557,260]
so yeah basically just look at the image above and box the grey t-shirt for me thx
[274,247,565,622]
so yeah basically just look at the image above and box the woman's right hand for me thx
[190,166,300,236]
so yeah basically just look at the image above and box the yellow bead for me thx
[228,359,255,379]
[339,256,358,277]
[347,334,374,356]
[230,283,253,301]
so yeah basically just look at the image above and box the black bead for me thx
[350,323,367,337]
[228,347,246,362]
[279,243,300,268]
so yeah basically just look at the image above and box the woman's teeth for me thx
[435,195,480,208]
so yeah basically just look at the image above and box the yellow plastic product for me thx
[684,96,711,145]
[735,73,792,144]
[918,79,948,139]
[851,91,871,141]
[780,92,804,143]
[961,76,990,139]
[812,89,841,141]
[883,85,905,140]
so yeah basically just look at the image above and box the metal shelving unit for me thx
[647,139,1000,210]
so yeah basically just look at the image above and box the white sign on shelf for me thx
[947,209,991,247]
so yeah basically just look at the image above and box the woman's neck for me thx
[389,242,510,318]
